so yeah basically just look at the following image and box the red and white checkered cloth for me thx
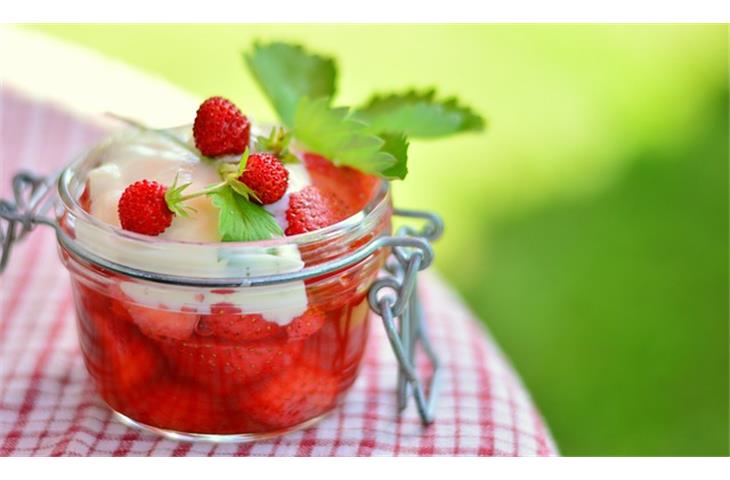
[0,88,557,456]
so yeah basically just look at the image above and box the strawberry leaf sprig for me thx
[168,149,284,242]
[245,42,485,180]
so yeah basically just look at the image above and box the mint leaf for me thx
[293,97,407,178]
[245,42,337,127]
[209,186,283,242]
[355,89,485,138]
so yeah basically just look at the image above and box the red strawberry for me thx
[82,307,162,393]
[285,185,347,235]
[237,364,339,429]
[286,308,326,342]
[117,180,173,236]
[239,152,289,204]
[79,182,92,212]
[160,336,302,393]
[201,303,283,342]
[126,380,232,434]
[299,296,370,373]
[125,304,199,341]
[193,96,250,157]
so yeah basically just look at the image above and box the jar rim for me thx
[57,146,391,250]
[54,136,393,286]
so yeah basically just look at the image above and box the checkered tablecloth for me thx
[0,88,557,456]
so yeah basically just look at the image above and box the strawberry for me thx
[160,336,302,393]
[117,180,173,236]
[285,185,347,235]
[299,296,370,373]
[286,308,326,342]
[79,182,92,212]
[239,152,289,204]
[125,304,200,341]
[126,380,232,434]
[193,96,250,157]
[201,303,283,342]
[237,364,340,429]
[81,306,162,394]
[302,152,379,215]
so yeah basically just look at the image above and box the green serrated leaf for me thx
[355,89,485,138]
[209,186,282,242]
[254,127,298,164]
[293,97,406,178]
[379,132,409,180]
[245,42,337,126]
[226,175,261,203]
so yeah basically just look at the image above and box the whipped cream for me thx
[87,129,221,242]
[77,127,311,325]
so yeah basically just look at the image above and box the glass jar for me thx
[53,148,393,441]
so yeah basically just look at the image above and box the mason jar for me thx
[51,145,393,441]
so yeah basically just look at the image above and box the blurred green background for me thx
[26,25,728,456]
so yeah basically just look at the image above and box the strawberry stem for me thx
[177,181,227,202]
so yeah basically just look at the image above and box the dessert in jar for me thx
[4,42,484,440]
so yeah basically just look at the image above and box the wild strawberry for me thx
[237,364,339,429]
[193,96,250,157]
[159,336,303,393]
[285,185,347,235]
[200,303,283,342]
[117,180,174,236]
[239,152,289,204]
[286,308,326,342]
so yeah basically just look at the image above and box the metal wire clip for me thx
[369,210,444,424]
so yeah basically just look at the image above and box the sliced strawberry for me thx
[299,296,371,374]
[302,152,379,215]
[124,380,231,434]
[237,364,340,429]
[201,303,283,342]
[160,336,303,393]
[286,308,326,342]
[83,307,162,394]
[125,304,199,341]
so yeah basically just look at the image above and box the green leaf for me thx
[164,174,195,217]
[226,177,261,203]
[236,148,250,176]
[255,127,299,164]
[245,42,337,126]
[379,132,409,180]
[209,186,283,242]
[355,89,485,138]
[293,97,408,178]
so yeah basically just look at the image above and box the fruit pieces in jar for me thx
[71,274,372,434]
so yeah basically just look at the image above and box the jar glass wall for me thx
[55,150,392,440]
